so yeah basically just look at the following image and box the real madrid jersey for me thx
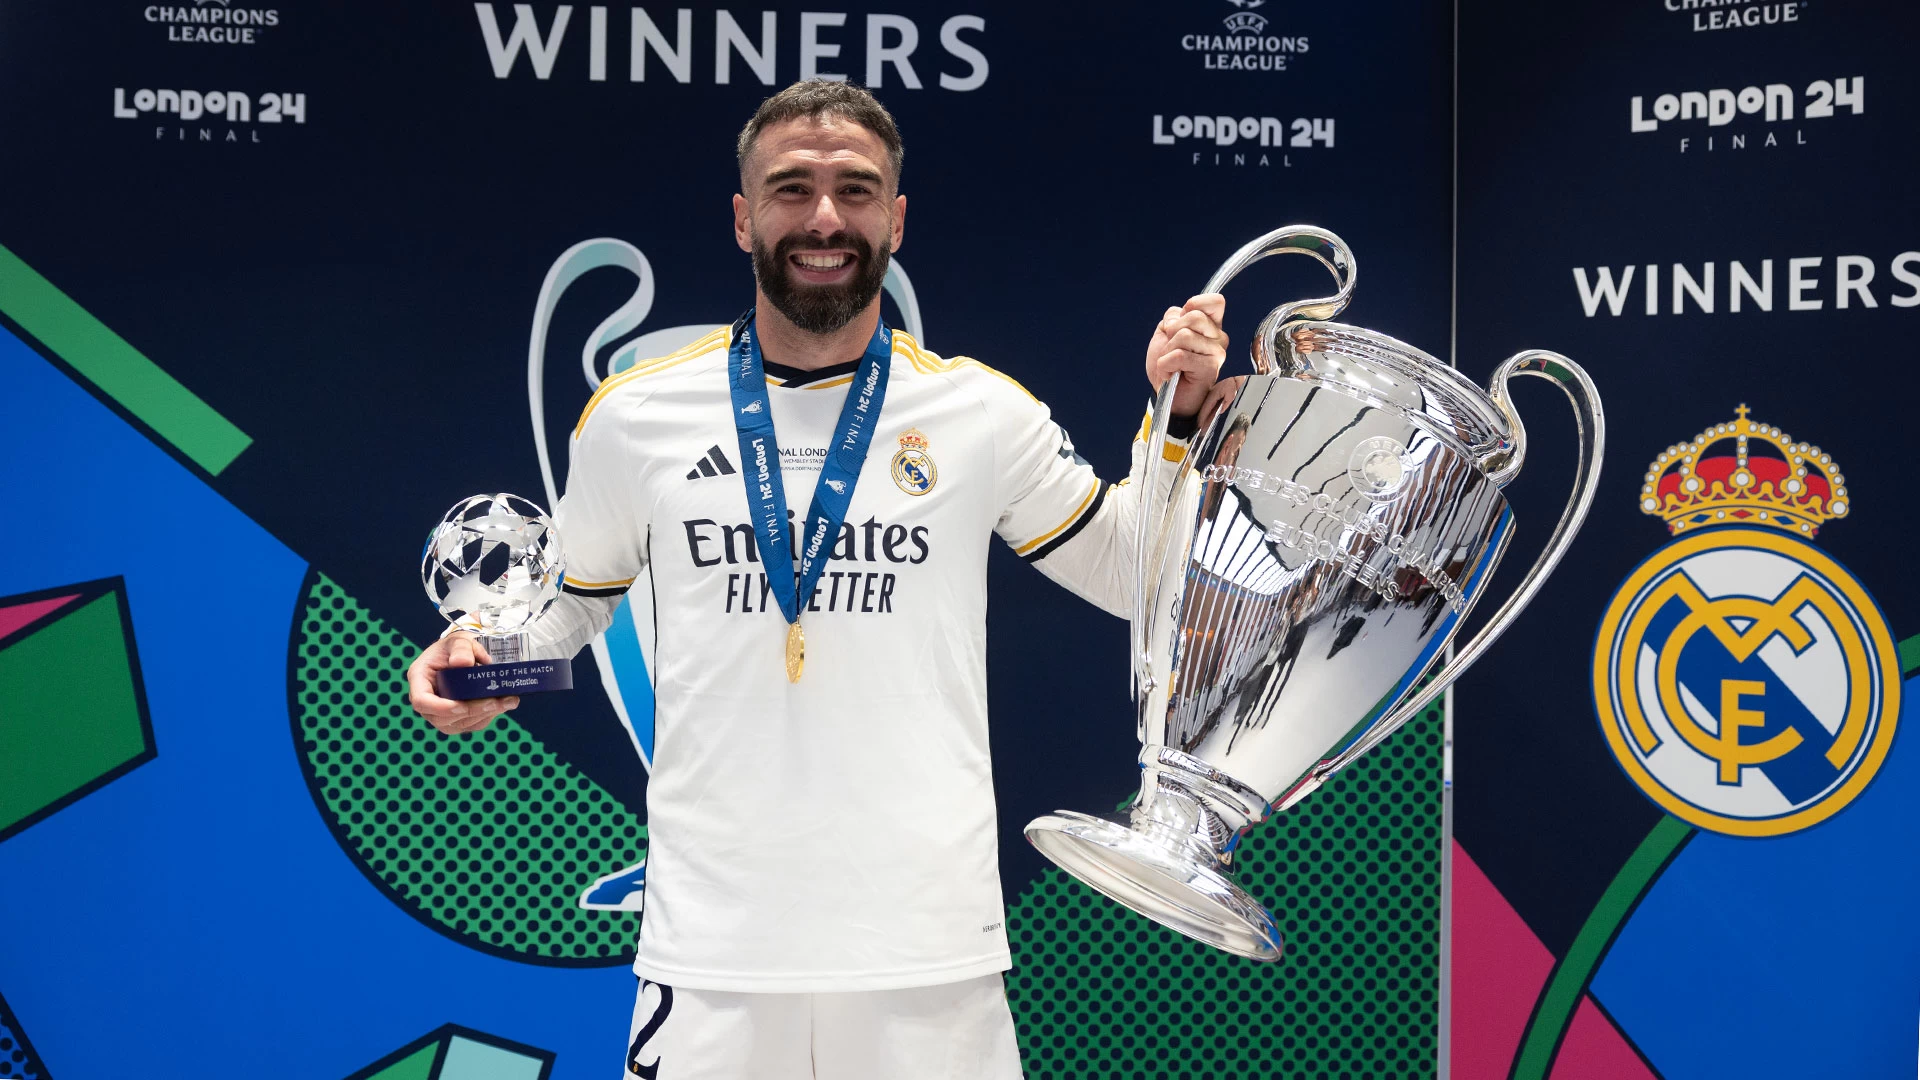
[527,323,1184,993]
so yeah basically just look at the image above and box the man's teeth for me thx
[795,253,850,269]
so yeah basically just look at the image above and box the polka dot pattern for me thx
[293,574,644,963]
[0,997,43,1080]
[1006,703,1443,1079]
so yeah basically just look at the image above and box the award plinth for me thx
[431,633,575,700]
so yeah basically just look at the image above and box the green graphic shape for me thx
[344,1025,553,1080]
[1509,814,1694,1080]
[1007,702,1444,1080]
[0,242,250,474]
[0,585,154,840]
[1900,630,1919,677]
[361,1042,437,1080]
[293,574,644,963]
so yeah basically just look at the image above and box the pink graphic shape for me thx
[1548,996,1660,1080]
[0,594,81,642]
[1450,841,1556,1080]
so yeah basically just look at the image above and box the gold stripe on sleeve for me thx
[565,575,637,589]
[895,333,1043,406]
[1013,477,1102,556]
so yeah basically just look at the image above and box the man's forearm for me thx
[1029,425,1192,617]
[525,589,623,661]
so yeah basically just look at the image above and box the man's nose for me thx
[805,194,845,235]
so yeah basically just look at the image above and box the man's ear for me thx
[733,193,752,253]
[890,193,907,253]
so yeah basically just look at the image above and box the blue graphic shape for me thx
[0,991,48,1080]
[581,860,647,910]
[1643,586,1843,804]
[604,595,655,763]
[442,1035,549,1080]
[0,327,633,1076]
[1592,672,1920,1078]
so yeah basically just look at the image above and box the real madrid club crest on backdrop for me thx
[1593,406,1900,837]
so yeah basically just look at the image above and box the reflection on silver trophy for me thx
[1024,226,1605,960]
[420,492,574,700]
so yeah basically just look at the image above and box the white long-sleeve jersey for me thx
[533,325,1187,992]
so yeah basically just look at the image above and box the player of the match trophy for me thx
[420,493,574,700]
[1024,225,1605,961]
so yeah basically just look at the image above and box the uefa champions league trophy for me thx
[420,493,574,700]
[1024,225,1605,960]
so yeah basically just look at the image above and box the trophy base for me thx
[1024,810,1283,962]
[433,657,573,700]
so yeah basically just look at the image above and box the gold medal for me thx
[785,621,805,682]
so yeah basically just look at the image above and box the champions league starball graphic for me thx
[420,492,574,699]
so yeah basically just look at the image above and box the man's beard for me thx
[752,229,891,335]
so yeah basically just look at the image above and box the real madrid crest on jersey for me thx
[891,427,937,496]
[1592,406,1900,837]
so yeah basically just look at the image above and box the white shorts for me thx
[621,972,1025,1080]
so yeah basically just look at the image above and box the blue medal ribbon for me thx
[725,311,892,630]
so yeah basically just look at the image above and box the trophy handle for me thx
[1310,350,1606,779]
[1202,224,1357,377]
[1135,226,1359,698]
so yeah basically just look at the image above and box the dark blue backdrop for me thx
[11,1,1914,1075]
[0,1,1457,1074]
[0,0,1454,890]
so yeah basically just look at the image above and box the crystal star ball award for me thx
[420,493,573,700]
[1024,225,1607,961]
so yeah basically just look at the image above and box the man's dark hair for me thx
[736,80,904,190]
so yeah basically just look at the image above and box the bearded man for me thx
[407,80,1227,1080]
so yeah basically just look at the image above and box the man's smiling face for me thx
[734,114,907,335]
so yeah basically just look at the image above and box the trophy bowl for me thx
[1024,226,1605,960]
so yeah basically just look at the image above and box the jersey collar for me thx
[729,313,879,389]
[761,356,864,387]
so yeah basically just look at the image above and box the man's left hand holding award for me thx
[408,492,573,735]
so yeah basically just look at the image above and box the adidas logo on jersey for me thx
[686,445,738,481]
